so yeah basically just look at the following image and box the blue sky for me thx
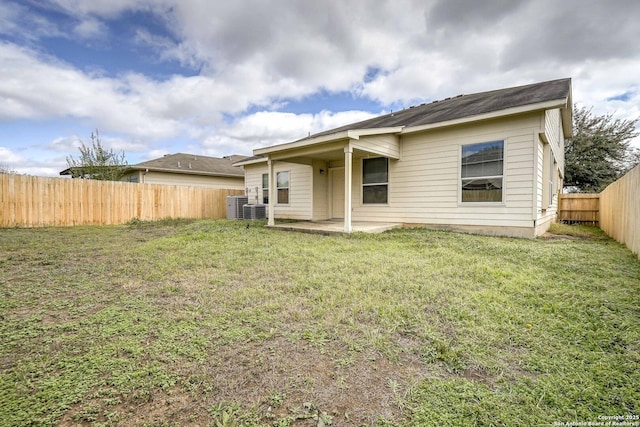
[1,0,639,176]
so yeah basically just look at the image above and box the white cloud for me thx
[0,146,24,165]
[144,149,171,160]
[73,18,107,39]
[0,44,189,139]
[0,2,64,41]
[0,146,65,175]
[48,135,82,152]
[201,109,378,157]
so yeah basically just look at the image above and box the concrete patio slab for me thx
[267,220,403,235]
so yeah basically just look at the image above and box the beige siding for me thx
[244,166,264,205]
[312,160,329,220]
[243,161,313,220]
[535,139,545,214]
[544,109,560,149]
[543,108,565,224]
[544,108,565,171]
[136,171,244,189]
[350,114,543,228]
[539,108,563,225]
[352,134,400,159]
[534,137,557,232]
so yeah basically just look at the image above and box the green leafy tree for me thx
[565,106,639,192]
[66,130,128,180]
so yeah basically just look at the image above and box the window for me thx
[542,144,555,209]
[276,171,289,204]
[262,173,269,204]
[461,141,504,203]
[362,157,388,204]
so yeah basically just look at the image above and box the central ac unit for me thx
[242,204,266,220]
[226,196,248,219]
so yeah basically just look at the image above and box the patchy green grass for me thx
[547,222,608,239]
[1,220,638,426]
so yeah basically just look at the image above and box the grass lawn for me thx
[1,220,638,426]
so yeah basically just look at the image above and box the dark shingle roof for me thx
[232,155,266,166]
[299,78,571,141]
[130,153,246,177]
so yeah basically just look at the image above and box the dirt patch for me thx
[60,336,433,426]
[195,336,430,426]
[541,232,585,240]
[461,366,496,387]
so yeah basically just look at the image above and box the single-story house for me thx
[62,153,247,190]
[121,153,246,189]
[234,78,572,238]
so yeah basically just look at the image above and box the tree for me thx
[0,163,18,174]
[66,130,128,181]
[564,106,639,193]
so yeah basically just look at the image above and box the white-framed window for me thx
[276,171,289,204]
[461,140,504,203]
[362,157,388,204]
[262,173,269,204]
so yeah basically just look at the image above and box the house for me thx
[122,153,246,189]
[62,153,247,190]
[234,78,572,238]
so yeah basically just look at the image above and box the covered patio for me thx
[267,220,403,235]
[254,127,403,233]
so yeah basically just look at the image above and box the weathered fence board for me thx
[600,164,640,259]
[558,193,600,226]
[0,174,243,228]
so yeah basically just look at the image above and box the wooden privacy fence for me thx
[558,193,600,226]
[599,164,640,259]
[0,173,243,228]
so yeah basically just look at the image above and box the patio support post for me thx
[267,157,275,226]
[344,144,353,233]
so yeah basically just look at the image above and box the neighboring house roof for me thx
[126,153,247,178]
[59,166,126,178]
[250,78,572,159]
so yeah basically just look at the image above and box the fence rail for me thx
[599,164,640,259]
[558,193,600,226]
[0,174,243,228]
